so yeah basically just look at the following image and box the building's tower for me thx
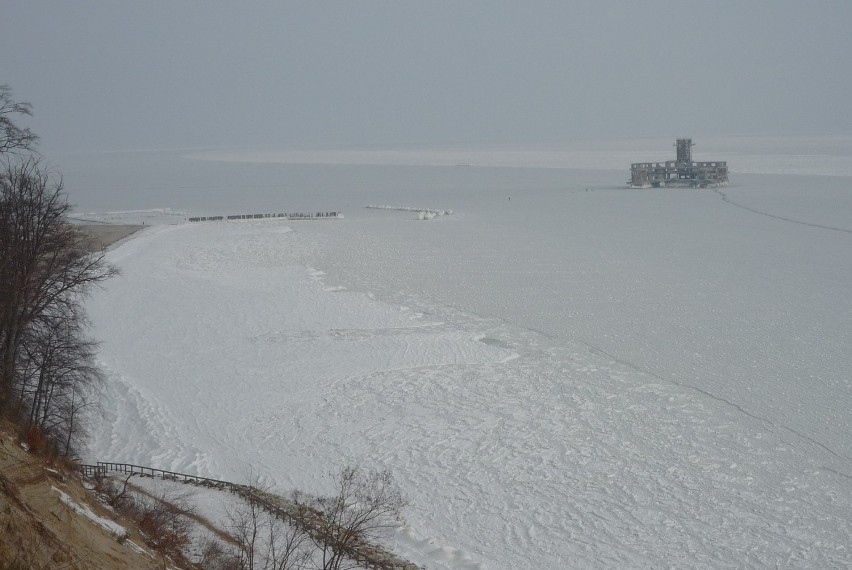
[675,138,694,164]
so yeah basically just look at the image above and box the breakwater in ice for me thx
[188,211,343,223]
[366,205,453,220]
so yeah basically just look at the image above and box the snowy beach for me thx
[80,139,852,569]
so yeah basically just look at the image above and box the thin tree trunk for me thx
[63,389,75,456]
[28,364,47,428]
[1,320,20,410]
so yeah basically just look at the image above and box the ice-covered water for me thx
[75,137,852,568]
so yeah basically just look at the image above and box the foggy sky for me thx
[2,1,851,153]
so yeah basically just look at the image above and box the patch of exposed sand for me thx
[77,224,144,250]
[0,424,166,569]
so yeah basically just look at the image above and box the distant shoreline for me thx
[77,224,144,250]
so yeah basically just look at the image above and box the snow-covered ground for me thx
[82,138,852,568]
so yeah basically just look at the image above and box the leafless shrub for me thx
[93,476,195,564]
[132,486,196,559]
[95,473,134,510]
[196,537,243,570]
[294,466,407,570]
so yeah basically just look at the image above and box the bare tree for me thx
[0,85,38,155]
[297,466,407,570]
[0,86,115,457]
[229,491,265,570]
[197,537,243,570]
[265,516,311,570]
[0,157,117,419]
[15,310,105,456]
[228,475,311,570]
[57,378,102,457]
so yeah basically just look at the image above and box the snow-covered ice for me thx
[81,138,852,569]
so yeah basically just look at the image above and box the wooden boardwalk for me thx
[81,462,419,570]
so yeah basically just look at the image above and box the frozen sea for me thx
[65,136,852,568]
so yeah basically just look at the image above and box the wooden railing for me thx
[81,462,231,488]
[80,462,420,570]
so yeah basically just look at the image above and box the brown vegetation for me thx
[0,422,168,569]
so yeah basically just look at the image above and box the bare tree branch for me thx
[1,157,117,449]
[295,466,407,570]
[0,85,38,155]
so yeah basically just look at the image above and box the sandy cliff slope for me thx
[0,425,166,569]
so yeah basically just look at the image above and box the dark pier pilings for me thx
[188,212,342,223]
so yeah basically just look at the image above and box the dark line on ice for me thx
[566,336,852,473]
[711,188,852,235]
[818,466,852,482]
[425,297,852,475]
